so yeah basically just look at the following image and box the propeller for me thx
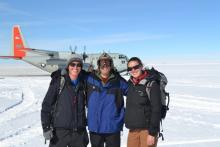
[82,45,88,62]
[69,45,75,54]
[74,46,77,53]
[69,45,78,54]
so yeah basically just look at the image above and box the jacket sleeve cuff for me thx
[42,125,51,132]
[149,129,158,136]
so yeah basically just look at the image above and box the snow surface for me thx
[0,62,220,147]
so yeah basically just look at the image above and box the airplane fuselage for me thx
[22,51,128,73]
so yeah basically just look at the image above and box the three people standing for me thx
[41,54,162,147]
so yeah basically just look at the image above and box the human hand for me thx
[43,129,53,140]
[147,135,155,146]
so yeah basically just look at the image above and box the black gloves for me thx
[43,128,53,140]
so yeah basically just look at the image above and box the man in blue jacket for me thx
[86,53,128,147]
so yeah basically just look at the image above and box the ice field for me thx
[0,62,220,147]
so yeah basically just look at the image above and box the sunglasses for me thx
[127,64,141,72]
[69,62,82,68]
[100,60,111,69]
[100,64,111,69]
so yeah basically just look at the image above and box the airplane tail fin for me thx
[12,25,28,58]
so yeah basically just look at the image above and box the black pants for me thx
[89,132,120,147]
[49,129,89,147]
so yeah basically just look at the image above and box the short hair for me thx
[127,57,143,67]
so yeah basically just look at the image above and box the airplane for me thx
[0,26,129,73]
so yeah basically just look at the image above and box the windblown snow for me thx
[0,62,220,147]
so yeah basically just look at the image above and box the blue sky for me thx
[0,0,220,64]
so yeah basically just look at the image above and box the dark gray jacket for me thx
[125,74,162,136]
[41,70,87,131]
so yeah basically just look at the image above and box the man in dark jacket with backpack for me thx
[125,57,162,147]
[41,55,89,147]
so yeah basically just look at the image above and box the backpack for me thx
[144,67,170,140]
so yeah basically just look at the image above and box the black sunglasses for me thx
[69,62,82,68]
[127,64,140,72]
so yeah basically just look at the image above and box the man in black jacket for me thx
[41,55,88,147]
[125,57,161,147]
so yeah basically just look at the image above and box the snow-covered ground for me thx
[0,62,220,147]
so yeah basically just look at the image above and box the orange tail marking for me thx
[13,26,27,58]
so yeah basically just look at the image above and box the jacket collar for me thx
[130,70,149,85]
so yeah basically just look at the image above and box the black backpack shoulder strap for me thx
[51,70,66,119]
[141,77,158,102]
[145,80,156,100]
[59,76,65,95]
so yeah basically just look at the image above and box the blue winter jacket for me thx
[86,71,128,133]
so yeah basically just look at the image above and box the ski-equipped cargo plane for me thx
[0,26,128,73]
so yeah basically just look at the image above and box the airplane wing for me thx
[0,56,22,59]
[23,48,59,57]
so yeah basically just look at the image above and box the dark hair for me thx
[127,57,143,67]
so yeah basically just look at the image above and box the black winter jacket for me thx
[41,70,87,131]
[125,73,162,136]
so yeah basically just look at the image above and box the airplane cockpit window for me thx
[119,54,128,61]
[119,55,126,59]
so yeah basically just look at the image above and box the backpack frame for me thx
[144,68,170,140]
